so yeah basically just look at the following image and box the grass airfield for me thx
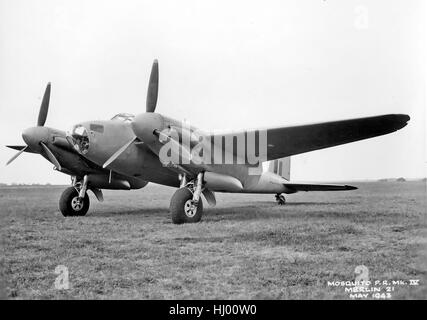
[1,181,425,299]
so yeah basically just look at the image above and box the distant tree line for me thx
[0,183,52,187]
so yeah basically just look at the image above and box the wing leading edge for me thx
[266,114,409,160]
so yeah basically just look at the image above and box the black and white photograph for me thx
[0,0,425,306]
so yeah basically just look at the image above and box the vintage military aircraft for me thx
[6,60,410,223]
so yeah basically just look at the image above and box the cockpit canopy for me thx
[70,124,89,154]
[111,113,135,122]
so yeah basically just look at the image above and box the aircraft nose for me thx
[22,127,49,149]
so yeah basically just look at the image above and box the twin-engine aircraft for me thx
[6,60,410,224]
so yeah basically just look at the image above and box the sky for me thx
[0,0,425,184]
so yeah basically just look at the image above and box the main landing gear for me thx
[275,193,286,205]
[59,175,90,217]
[170,172,204,224]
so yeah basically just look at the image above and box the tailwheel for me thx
[59,186,90,217]
[275,193,286,205]
[170,187,203,224]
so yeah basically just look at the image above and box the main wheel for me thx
[59,187,90,217]
[170,187,203,224]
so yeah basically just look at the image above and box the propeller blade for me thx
[202,189,216,207]
[40,142,61,170]
[103,137,137,168]
[89,187,104,202]
[6,145,28,151]
[37,82,51,126]
[146,60,159,113]
[6,146,28,165]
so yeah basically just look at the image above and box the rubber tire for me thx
[59,187,90,217]
[170,188,203,224]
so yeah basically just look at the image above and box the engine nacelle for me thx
[86,174,148,190]
[204,172,243,192]
[131,113,164,144]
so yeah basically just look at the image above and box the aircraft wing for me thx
[283,181,357,193]
[210,114,409,161]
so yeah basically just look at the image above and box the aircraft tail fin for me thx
[268,157,291,181]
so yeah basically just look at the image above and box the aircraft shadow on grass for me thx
[89,201,357,222]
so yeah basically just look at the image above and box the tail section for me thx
[268,157,291,181]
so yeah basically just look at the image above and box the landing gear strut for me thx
[170,172,204,224]
[59,175,90,217]
[275,193,286,205]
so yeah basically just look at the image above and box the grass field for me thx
[1,181,426,299]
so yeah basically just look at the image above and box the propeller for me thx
[6,82,62,170]
[104,60,162,168]
[103,60,194,169]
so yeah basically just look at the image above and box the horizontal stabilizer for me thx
[283,182,357,193]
